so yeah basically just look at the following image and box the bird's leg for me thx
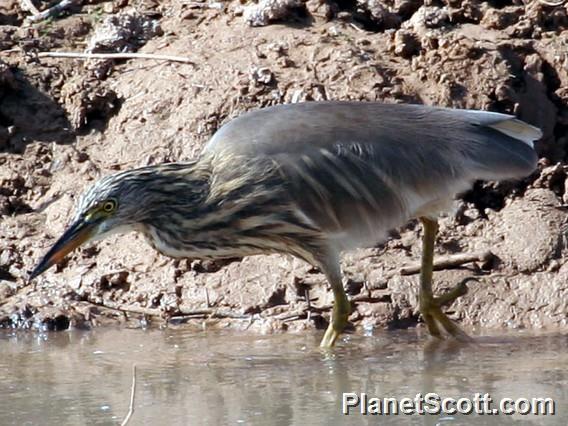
[319,257,350,348]
[419,217,472,342]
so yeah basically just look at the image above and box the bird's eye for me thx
[102,199,117,213]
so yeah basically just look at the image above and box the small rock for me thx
[103,2,116,13]
[249,66,274,85]
[356,0,401,29]
[480,7,523,30]
[405,6,449,30]
[532,163,566,194]
[244,0,304,27]
[393,0,421,17]
[336,11,352,21]
[160,293,180,313]
[209,2,224,10]
[266,42,288,58]
[87,10,162,53]
[305,0,334,21]
[393,29,421,58]
[327,26,341,36]
[98,271,130,291]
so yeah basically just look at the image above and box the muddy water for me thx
[0,328,566,426]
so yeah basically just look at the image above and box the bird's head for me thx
[29,168,163,280]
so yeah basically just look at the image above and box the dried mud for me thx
[0,0,567,336]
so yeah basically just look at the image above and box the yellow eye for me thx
[102,199,117,213]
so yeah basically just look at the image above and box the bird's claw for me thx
[419,277,478,342]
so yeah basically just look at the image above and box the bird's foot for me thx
[419,277,478,342]
[320,313,349,348]
[320,296,350,348]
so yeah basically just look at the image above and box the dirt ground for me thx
[0,0,567,336]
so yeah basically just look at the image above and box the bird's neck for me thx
[139,155,321,262]
[137,156,274,258]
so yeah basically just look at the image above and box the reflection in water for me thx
[0,328,566,425]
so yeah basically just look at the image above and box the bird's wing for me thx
[204,102,540,248]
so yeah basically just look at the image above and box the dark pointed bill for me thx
[29,219,95,281]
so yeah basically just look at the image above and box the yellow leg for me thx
[319,258,350,348]
[419,217,472,342]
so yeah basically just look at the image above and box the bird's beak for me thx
[29,219,96,280]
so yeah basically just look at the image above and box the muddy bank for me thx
[0,0,567,334]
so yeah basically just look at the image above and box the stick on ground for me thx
[537,0,566,6]
[36,51,195,64]
[83,299,249,320]
[399,251,494,275]
[27,0,76,23]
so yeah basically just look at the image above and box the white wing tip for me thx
[489,119,543,148]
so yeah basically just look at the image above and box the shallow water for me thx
[0,328,566,425]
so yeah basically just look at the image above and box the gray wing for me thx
[204,102,540,248]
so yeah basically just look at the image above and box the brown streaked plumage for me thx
[30,101,541,347]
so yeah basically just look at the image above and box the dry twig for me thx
[399,251,494,275]
[176,307,250,320]
[26,0,76,23]
[120,365,137,426]
[36,51,195,64]
[83,299,249,320]
[537,0,566,6]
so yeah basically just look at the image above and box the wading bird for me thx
[30,102,540,347]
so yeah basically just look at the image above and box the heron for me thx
[30,102,541,347]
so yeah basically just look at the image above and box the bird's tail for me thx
[450,109,541,180]
[486,116,542,149]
